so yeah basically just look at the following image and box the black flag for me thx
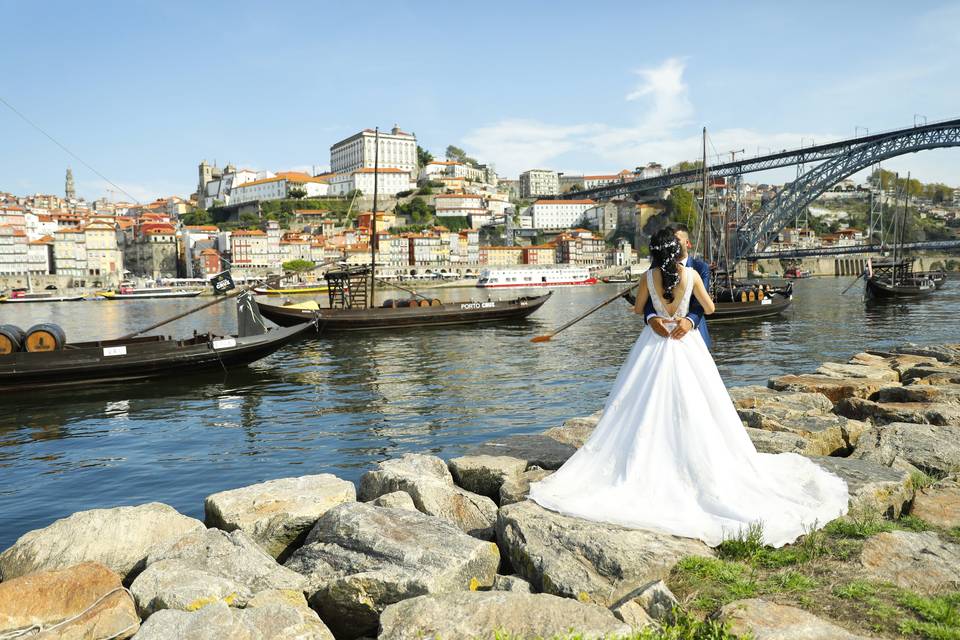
[210,270,236,294]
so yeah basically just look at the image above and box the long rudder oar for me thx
[531,281,640,343]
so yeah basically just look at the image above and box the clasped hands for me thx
[649,316,694,340]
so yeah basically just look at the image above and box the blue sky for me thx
[2,1,958,202]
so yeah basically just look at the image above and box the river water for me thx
[1,276,957,548]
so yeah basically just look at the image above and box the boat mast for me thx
[701,127,712,265]
[370,127,379,309]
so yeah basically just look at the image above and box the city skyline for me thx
[2,1,959,202]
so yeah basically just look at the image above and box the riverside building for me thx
[330,126,417,175]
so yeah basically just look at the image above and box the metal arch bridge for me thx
[553,117,960,259]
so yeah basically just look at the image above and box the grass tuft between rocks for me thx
[668,517,960,639]
[487,608,739,639]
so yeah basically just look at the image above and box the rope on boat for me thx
[0,586,138,639]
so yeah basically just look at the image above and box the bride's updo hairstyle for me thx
[649,228,683,302]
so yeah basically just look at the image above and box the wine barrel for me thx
[24,323,67,352]
[417,298,432,307]
[0,324,25,355]
[430,299,442,306]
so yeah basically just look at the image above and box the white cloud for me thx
[461,58,839,179]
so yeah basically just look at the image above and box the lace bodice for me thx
[647,266,694,320]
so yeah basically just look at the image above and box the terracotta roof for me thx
[185,225,219,231]
[583,175,620,180]
[199,248,220,255]
[231,229,266,236]
[534,199,596,205]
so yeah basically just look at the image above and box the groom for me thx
[643,224,712,350]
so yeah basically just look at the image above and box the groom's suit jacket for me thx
[643,255,712,350]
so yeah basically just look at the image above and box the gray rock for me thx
[746,427,812,454]
[910,475,960,528]
[767,374,894,403]
[895,343,960,365]
[850,422,960,477]
[377,591,631,640]
[730,386,834,413]
[631,580,679,622]
[611,600,656,631]
[463,434,576,470]
[836,397,960,426]
[900,364,960,386]
[448,455,528,500]
[284,502,499,639]
[0,502,203,582]
[371,491,417,511]
[204,474,356,560]
[496,500,712,607]
[130,528,306,617]
[542,412,603,448]
[492,574,533,593]
[860,530,960,593]
[132,596,334,640]
[816,361,899,382]
[716,598,872,639]
[499,468,553,506]
[358,453,498,539]
[809,456,913,518]
[740,410,865,456]
[877,383,960,405]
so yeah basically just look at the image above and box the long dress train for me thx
[528,267,849,548]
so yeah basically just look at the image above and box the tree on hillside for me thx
[672,160,703,172]
[667,187,697,228]
[395,196,434,223]
[288,187,307,200]
[445,145,479,167]
[417,145,433,168]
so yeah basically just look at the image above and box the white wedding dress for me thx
[529,267,849,548]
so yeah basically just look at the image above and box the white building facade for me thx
[328,168,415,197]
[529,199,596,230]
[330,126,417,175]
[519,169,559,199]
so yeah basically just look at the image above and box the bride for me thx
[528,229,848,548]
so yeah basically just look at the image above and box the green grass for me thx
[911,471,939,492]
[899,515,933,532]
[487,608,740,639]
[823,511,894,539]
[898,591,960,640]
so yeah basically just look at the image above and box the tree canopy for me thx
[282,259,315,273]
[445,145,479,167]
[417,145,433,168]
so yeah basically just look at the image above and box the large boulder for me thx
[284,502,500,639]
[716,598,872,640]
[204,474,356,560]
[462,434,576,470]
[377,591,631,640]
[910,475,960,528]
[496,500,712,607]
[816,361,899,382]
[0,562,139,639]
[371,491,417,511]
[767,374,893,403]
[746,427,812,454]
[499,468,553,506]
[492,574,533,593]
[836,398,960,426]
[730,386,834,413]
[877,383,960,405]
[542,412,603,448]
[894,343,960,365]
[358,453,497,538]
[849,422,960,476]
[860,530,960,593]
[809,456,913,518]
[132,596,334,640]
[741,412,865,456]
[130,528,306,617]
[0,502,203,582]
[447,455,528,500]
[900,364,960,386]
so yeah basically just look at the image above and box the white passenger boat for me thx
[476,266,598,289]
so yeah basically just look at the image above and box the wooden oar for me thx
[119,258,340,339]
[531,282,640,343]
[841,273,864,295]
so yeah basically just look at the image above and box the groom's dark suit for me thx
[644,255,712,350]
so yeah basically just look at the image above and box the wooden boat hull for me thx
[0,295,86,303]
[623,292,792,323]
[253,285,329,295]
[865,277,935,299]
[256,294,552,330]
[100,289,203,300]
[0,322,313,390]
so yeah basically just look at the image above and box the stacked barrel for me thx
[0,324,67,354]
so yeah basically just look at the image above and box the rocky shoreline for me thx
[1,342,959,639]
